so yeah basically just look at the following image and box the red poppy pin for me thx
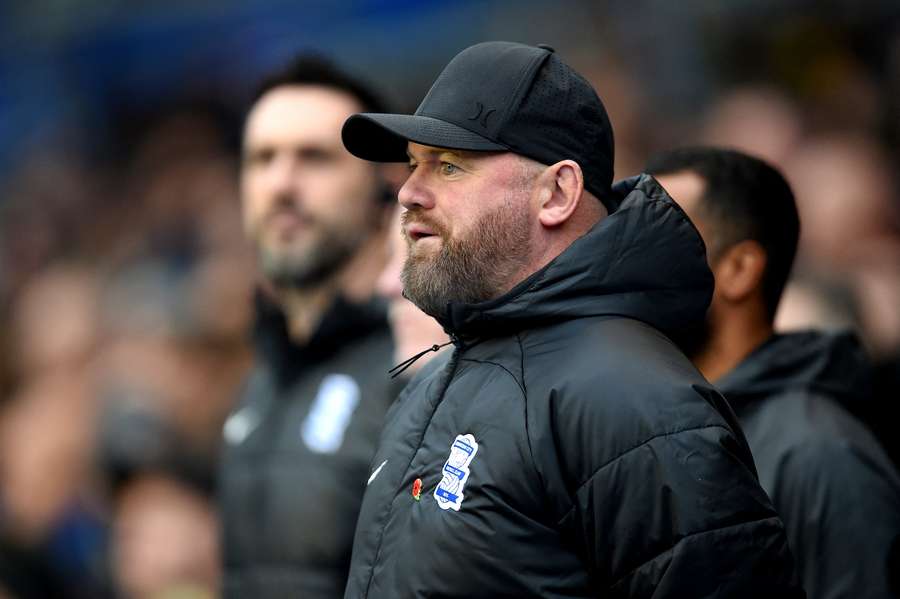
[412,478,423,501]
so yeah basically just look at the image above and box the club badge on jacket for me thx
[434,434,479,511]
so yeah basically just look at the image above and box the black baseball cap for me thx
[341,41,617,209]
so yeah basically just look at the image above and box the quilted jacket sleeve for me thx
[528,367,803,598]
[558,422,803,597]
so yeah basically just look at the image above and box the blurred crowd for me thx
[0,108,251,597]
[1,2,899,597]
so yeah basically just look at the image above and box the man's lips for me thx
[405,223,439,241]
[265,210,313,232]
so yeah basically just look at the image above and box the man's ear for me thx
[536,160,584,228]
[714,240,768,303]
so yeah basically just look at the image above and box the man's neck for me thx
[272,226,388,345]
[693,310,774,383]
[507,201,607,297]
[275,282,340,345]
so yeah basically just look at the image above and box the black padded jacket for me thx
[344,175,801,598]
[717,331,900,599]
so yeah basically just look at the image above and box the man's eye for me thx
[408,162,418,172]
[440,162,459,175]
[298,148,334,163]
[245,149,274,167]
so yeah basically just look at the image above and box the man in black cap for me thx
[648,146,900,599]
[340,41,800,598]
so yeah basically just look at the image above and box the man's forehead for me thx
[406,142,503,162]
[407,143,458,158]
[655,171,706,218]
[654,170,715,251]
[245,86,360,145]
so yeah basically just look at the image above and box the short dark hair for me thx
[251,54,389,114]
[646,147,800,321]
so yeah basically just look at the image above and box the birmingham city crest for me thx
[434,433,479,511]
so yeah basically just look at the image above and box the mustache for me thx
[262,196,315,227]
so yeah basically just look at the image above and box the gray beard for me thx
[258,233,360,290]
[401,200,532,319]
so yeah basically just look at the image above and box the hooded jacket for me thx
[717,331,900,599]
[345,175,800,598]
[219,293,393,599]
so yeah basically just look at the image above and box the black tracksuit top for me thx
[220,294,393,598]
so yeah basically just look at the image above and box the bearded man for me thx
[338,41,802,598]
[218,56,395,599]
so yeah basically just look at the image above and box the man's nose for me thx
[398,170,434,210]
[266,155,302,200]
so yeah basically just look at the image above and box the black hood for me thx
[716,330,873,406]
[440,174,714,344]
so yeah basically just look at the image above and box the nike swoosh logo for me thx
[367,459,388,485]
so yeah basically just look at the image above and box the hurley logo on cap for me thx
[468,102,496,129]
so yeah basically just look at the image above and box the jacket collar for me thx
[436,174,713,346]
[715,330,873,406]
[253,290,387,384]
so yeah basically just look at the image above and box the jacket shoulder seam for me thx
[459,357,526,398]
[517,333,549,502]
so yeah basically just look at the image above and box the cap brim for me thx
[341,113,508,162]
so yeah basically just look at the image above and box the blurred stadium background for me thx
[1,1,899,597]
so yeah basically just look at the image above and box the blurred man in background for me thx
[648,147,900,599]
[217,56,395,598]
